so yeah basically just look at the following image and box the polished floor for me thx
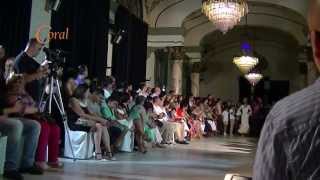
[23,137,256,180]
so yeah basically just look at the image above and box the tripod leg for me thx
[48,77,54,114]
[39,78,50,112]
[52,79,77,162]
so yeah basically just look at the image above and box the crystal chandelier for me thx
[233,42,259,74]
[202,0,248,34]
[233,55,259,74]
[245,73,263,86]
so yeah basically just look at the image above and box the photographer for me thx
[14,38,49,104]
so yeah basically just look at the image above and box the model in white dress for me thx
[237,100,252,135]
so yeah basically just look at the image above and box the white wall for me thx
[29,0,51,63]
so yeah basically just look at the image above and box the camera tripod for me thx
[39,73,77,162]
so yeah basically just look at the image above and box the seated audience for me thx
[4,57,15,81]
[75,65,89,86]
[5,75,62,170]
[190,102,203,139]
[174,101,191,139]
[14,38,49,104]
[129,96,148,153]
[143,102,165,148]
[101,94,128,152]
[115,92,135,152]
[152,96,188,144]
[0,79,41,179]
[63,68,79,99]
[203,98,217,136]
[68,84,114,160]
[102,77,114,100]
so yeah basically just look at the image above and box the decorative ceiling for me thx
[146,0,309,27]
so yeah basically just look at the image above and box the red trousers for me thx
[36,121,60,163]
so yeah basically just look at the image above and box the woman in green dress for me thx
[129,96,147,153]
[144,102,166,148]
[101,95,128,152]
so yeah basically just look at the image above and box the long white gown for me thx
[237,105,252,134]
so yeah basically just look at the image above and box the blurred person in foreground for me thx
[253,1,320,179]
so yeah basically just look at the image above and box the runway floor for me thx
[20,137,256,180]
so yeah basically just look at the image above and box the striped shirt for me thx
[253,78,320,180]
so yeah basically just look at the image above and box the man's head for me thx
[309,0,320,70]
[25,38,43,57]
[0,45,5,59]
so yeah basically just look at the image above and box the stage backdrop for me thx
[0,0,32,57]
[112,6,148,88]
[50,0,110,81]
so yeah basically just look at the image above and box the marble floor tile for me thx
[7,137,256,180]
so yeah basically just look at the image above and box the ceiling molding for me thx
[154,0,185,27]
[183,1,307,34]
[149,27,184,35]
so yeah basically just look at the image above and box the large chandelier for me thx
[202,0,248,34]
[233,42,259,74]
[233,55,259,74]
[245,73,263,86]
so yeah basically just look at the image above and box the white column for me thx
[106,32,113,76]
[191,72,200,97]
[171,60,183,94]
[187,53,201,97]
[147,33,185,90]
[146,51,155,87]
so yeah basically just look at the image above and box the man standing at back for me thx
[253,1,320,179]
[14,38,48,104]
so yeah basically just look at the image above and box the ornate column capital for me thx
[191,61,207,73]
[167,46,187,61]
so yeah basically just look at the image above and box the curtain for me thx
[0,0,32,57]
[112,6,148,88]
[50,0,110,81]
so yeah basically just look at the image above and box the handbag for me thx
[154,120,163,128]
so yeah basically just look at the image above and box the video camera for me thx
[43,47,67,74]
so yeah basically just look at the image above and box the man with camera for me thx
[14,38,49,104]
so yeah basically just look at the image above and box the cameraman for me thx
[14,38,49,104]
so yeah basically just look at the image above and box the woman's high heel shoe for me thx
[95,153,103,160]
[105,152,116,161]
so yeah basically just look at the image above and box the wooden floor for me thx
[9,137,256,180]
